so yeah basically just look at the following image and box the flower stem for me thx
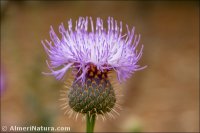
[86,113,96,133]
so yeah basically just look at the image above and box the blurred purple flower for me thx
[1,67,5,94]
[42,17,146,83]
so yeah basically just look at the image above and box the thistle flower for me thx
[42,16,146,132]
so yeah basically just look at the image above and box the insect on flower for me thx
[42,16,146,120]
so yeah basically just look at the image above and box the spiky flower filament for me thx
[68,63,116,116]
[42,17,146,84]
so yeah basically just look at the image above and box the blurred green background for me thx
[1,1,199,132]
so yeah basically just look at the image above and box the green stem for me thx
[86,113,96,133]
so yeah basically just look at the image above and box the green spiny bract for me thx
[68,66,116,116]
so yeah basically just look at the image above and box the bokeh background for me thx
[1,1,199,132]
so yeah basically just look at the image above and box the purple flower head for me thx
[1,66,5,94]
[42,17,146,83]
